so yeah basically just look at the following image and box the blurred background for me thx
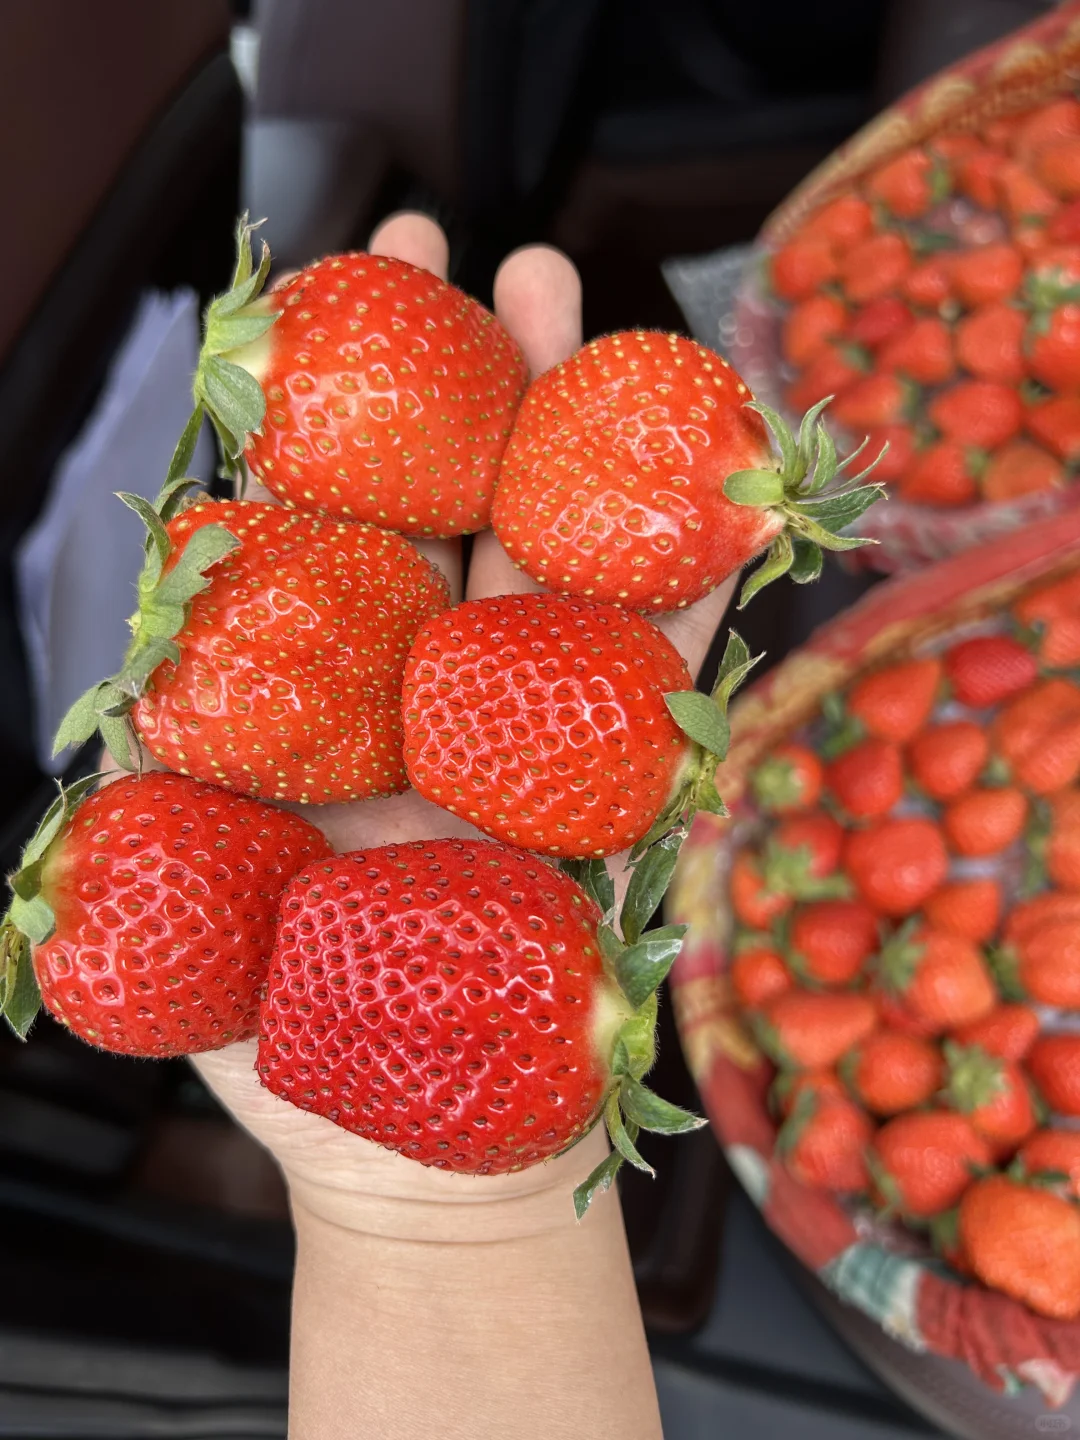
[0,2,1059,1435]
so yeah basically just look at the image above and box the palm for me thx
[191,215,738,1210]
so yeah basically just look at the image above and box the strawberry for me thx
[492,331,882,613]
[865,148,945,220]
[776,1091,872,1192]
[766,810,847,894]
[1028,1034,1080,1116]
[1005,891,1080,946]
[401,594,706,858]
[258,839,703,1207]
[902,256,953,309]
[878,317,954,385]
[995,159,1059,224]
[839,232,913,304]
[960,1175,1080,1320]
[825,737,903,819]
[786,898,879,987]
[786,341,869,412]
[831,372,909,431]
[800,194,875,250]
[193,238,528,536]
[877,923,996,1032]
[981,440,1063,501]
[862,424,915,484]
[771,1067,846,1119]
[730,852,791,930]
[944,636,1042,714]
[951,1003,1039,1062]
[1000,920,1080,1009]
[0,774,330,1053]
[899,440,979,507]
[1024,392,1080,462]
[1026,304,1080,391]
[58,495,449,804]
[955,304,1025,384]
[1013,99,1080,161]
[929,133,982,165]
[781,294,848,367]
[1038,614,1080,667]
[1015,570,1080,625]
[950,244,1024,308]
[846,658,941,744]
[756,990,877,1069]
[942,785,1027,857]
[848,298,912,350]
[992,678,1080,792]
[923,878,1002,944]
[871,1111,991,1218]
[841,1030,943,1116]
[1048,197,1080,244]
[1014,714,1080,794]
[750,742,823,815]
[844,818,948,916]
[770,235,838,301]
[1036,138,1080,199]
[908,721,989,801]
[954,147,1004,209]
[928,381,1023,450]
[1047,788,1080,889]
[941,1042,1037,1159]
[1018,1129,1080,1196]
[731,942,792,1010]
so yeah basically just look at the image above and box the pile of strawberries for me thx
[0,222,883,1216]
[769,93,1080,508]
[729,565,1080,1318]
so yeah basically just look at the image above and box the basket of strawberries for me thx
[730,1,1080,571]
[669,506,1080,1403]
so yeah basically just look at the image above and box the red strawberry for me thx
[825,736,903,819]
[955,147,1005,209]
[68,499,449,804]
[846,658,941,744]
[770,235,839,300]
[848,297,912,350]
[923,878,1002,944]
[1046,788,1080,890]
[871,1111,991,1218]
[787,899,879,987]
[401,595,696,858]
[831,372,909,431]
[951,1004,1039,1062]
[492,331,881,613]
[1036,138,1080,199]
[844,818,948,916]
[899,440,980,507]
[865,148,945,219]
[777,1091,872,1192]
[1024,393,1080,462]
[928,381,1023,450]
[1048,197,1080,245]
[862,424,915,484]
[771,1067,846,1119]
[781,294,848,367]
[1028,1035,1080,1116]
[1018,1129,1080,1196]
[731,943,793,1010]
[751,742,823,815]
[981,440,1063,502]
[1013,99,1080,162]
[0,774,330,1054]
[1001,920,1080,1009]
[1005,892,1080,946]
[950,244,1024,307]
[960,1175,1080,1320]
[730,852,791,930]
[908,721,989,801]
[902,256,953,309]
[943,634,1036,711]
[878,317,954,385]
[800,194,875,250]
[942,786,1027,857]
[199,241,527,535]
[766,811,846,895]
[1015,570,1080,626]
[839,232,913,303]
[756,990,877,1069]
[786,341,868,411]
[955,303,1025,384]
[259,839,701,1199]
[1027,305,1080,391]
[942,1042,1037,1159]
[1013,714,1080,794]
[877,923,996,1032]
[995,159,1059,223]
[841,1030,943,1116]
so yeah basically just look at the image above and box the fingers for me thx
[369,211,451,278]
[467,246,583,602]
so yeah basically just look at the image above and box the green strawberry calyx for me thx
[0,774,102,1040]
[941,1040,1007,1114]
[559,853,707,1219]
[51,444,239,769]
[876,917,926,996]
[723,398,886,609]
[192,214,282,474]
[750,752,805,812]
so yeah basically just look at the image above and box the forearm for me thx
[287,1132,662,1440]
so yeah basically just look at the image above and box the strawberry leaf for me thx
[789,537,823,585]
[196,355,267,447]
[163,405,207,492]
[573,1150,623,1219]
[614,925,686,1010]
[604,1093,653,1175]
[559,858,615,917]
[620,1077,706,1135]
[621,833,683,945]
[738,531,794,609]
[723,469,786,507]
[665,690,730,758]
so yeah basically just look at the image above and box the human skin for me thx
[136,212,737,1440]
